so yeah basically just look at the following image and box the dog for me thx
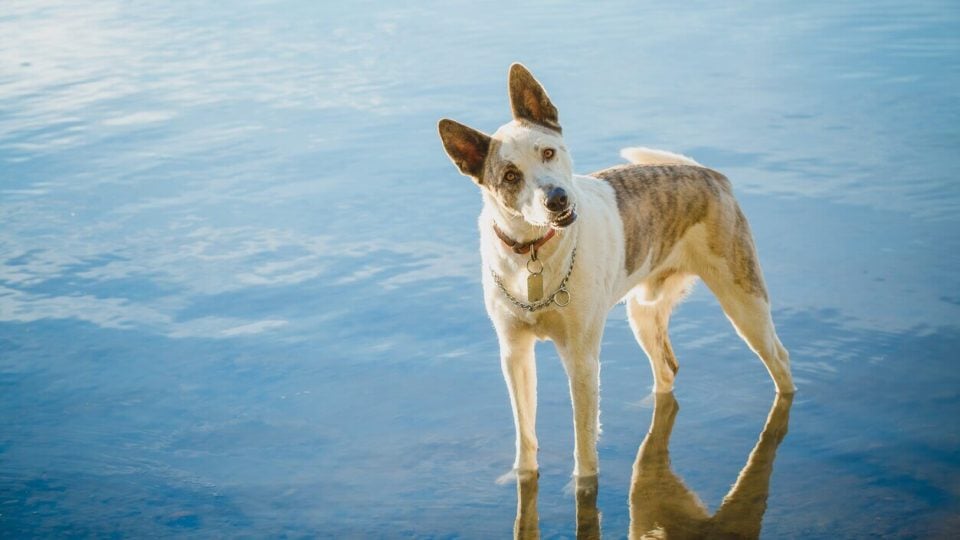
[437,63,795,478]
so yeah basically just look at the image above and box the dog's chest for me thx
[484,262,584,343]
[512,304,569,340]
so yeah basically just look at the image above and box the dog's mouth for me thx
[550,204,577,229]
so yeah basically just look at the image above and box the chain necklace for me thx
[490,243,577,312]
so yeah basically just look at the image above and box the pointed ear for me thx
[438,118,492,182]
[508,63,561,133]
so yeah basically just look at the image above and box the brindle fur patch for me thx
[592,163,768,300]
[723,207,768,299]
[480,139,524,212]
[592,164,716,273]
[701,190,768,300]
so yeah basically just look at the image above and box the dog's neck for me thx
[493,223,555,254]
[481,198,549,247]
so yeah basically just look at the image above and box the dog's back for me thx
[587,162,738,279]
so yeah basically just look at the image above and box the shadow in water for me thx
[513,393,791,539]
[629,393,793,539]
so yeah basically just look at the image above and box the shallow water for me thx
[2,1,959,537]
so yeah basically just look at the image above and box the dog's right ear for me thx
[438,118,492,183]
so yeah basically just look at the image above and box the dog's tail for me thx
[620,146,701,167]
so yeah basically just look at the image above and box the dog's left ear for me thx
[508,63,561,134]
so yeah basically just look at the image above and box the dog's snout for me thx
[545,187,569,212]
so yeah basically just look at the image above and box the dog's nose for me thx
[545,187,569,212]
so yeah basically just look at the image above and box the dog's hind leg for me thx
[627,273,695,393]
[696,246,796,394]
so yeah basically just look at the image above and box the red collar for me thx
[493,224,556,255]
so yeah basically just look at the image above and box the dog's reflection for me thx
[630,392,793,540]
[513,393,791,539]
[513,473,600,540]
[514,473,601,540]
[514,472,539,539]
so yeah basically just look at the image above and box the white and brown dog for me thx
[438,63,795,478]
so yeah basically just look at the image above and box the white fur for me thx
[479,142,618,476]
[477,121,645,476]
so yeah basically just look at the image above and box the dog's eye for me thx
[542,148,556,161]
[503,170,520,183]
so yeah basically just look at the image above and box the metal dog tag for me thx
[527,272,544,302]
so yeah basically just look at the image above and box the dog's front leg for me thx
[497,324,539,474]
[556,323,603,477]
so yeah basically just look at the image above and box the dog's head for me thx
[438,63,577,229]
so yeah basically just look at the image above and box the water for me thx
[2,1,959,537]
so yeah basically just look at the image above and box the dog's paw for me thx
[776,382,798,395]
[563,474,598,496]
[496,468,539,485]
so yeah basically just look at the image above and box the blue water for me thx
[2,1,959,537]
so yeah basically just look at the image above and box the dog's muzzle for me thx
[545,186,577,228]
